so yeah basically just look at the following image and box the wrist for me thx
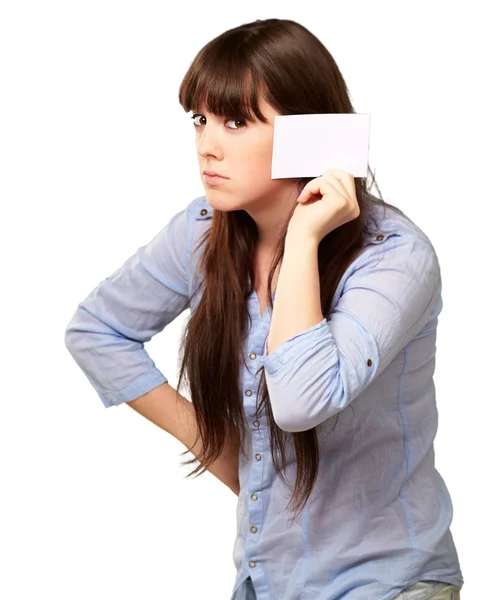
[284,229,319,252]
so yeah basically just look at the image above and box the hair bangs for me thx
[178,42,269,124]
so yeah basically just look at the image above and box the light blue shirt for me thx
[65,194,463,600]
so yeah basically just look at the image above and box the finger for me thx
[321,174,348,200]
[298,179,342,203]
[298,179,346,204]
[322,168,356,199]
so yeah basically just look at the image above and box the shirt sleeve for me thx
[64,205,191,408]
[262,233,442,432]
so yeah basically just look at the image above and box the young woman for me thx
[65,18,464,600]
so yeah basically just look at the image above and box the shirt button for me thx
[200,208,208,216]
[251,493,259,501]
[255,453,262,461]
[253,420,260,428]
[245,390,253,397]
[367,359,373,367]
[249,560,256,568]
[376,234,384,241]
[250,526,258,533]
[249,352,257,360]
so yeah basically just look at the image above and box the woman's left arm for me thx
[264,232,442,433]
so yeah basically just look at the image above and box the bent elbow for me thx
[272,386,350,433]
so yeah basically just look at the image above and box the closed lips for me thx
[204,171,228,178]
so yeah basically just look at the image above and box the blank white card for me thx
[271,113,370,179]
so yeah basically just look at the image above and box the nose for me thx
[196,122,223,159]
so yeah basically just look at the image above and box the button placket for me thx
[244,384,265,573]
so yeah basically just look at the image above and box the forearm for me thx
[127,383,240,496]
[267,233,323,355]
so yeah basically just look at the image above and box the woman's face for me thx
[193,93,299,215]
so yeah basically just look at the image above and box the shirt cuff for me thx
[96,367,168,408]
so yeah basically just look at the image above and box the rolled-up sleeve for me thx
[262,234,442,432]
[64,206,191,408]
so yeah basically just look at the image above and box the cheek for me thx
[241,143,272,175]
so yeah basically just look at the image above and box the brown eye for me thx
[190,113,247,131]
[191,114,205,127]
[226,118,247,130]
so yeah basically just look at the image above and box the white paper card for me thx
[271,113,370,179]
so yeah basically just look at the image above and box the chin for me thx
[204,192,245,213]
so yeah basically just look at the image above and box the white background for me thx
[1,1,487,598]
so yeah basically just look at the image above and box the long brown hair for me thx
[174,18,404,520]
